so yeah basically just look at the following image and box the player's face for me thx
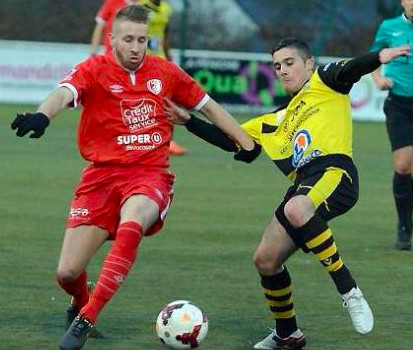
[272,47,314,94]
[402,0,413,19]
[111,20,148,70]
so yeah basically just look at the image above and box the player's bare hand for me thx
[164,98,191,125]
[379,45,411,64]
[375,76,393,90]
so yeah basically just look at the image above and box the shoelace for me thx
[70,318,91,337]
[342,294,363,316]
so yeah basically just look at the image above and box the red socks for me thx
[80,221,143,323]
[57,271,89,309]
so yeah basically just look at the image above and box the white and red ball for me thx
[156,300,208,349]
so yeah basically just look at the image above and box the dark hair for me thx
[114,5,150,25]
[271,37,312,60]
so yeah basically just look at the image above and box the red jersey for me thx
[95,0,133,53]
[58,53,208,167]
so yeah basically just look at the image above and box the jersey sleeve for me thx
[317,62,353,95]
[318,50,382,94]
[168,62,209,110]
[241,116,265,144]
[58,59,93,108]
[96,0,114,24]
[370,22,389,51]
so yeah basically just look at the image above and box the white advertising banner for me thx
[0,40,89,104]
[0,40,386,121]
[349,75,387,121]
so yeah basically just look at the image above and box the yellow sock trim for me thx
[263,286,292,297]
[327,258,343,272]
[271,309,296,319]
[306,229,331,249]
[316,243,337,261]
[266,297,293,307]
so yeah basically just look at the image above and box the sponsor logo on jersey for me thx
[116,132,163,151]
[147,79,162,95]
[296,149,322,168]
[151,132,163,145]
[69,207,89,218]
[121,99,158,133]
[292,129,311,167]
[110,84,123,93]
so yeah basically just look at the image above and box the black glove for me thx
[11,112,50,138]
[234,142,262,163]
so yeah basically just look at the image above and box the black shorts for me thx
[275,156,359,252]
[383,94,413,151]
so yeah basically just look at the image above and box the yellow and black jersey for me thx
[242,61,358,181]
[137,0,172,58]
[185,52,382,183]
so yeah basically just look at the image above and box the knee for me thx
[393,154,413,175]
[57,267,81,283]
[394,165,411,175]
[253,250,282,275]
[284,197,309,228]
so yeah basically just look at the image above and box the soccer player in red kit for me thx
[11,5,256,350]
[90,0,188,155]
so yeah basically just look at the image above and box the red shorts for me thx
[66,164,175,239]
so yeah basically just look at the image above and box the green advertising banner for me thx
[179,50,290,113]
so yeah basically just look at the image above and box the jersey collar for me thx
[402,13,413,23]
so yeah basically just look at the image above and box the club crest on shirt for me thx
[292,129,311,167]
[147,79,162,95]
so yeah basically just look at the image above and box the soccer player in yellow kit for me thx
[137,0,172,59]
[138,0,188,155]
[165,38,410,349]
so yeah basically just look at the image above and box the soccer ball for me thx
[156,300,208,349]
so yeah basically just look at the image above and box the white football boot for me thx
[253,328,306,349]
[342,287,374,334]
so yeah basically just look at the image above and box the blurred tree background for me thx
[0,0,101,43]
[0,0,403,56]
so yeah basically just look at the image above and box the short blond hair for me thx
[114,5,149,25]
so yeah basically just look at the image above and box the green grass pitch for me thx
[1,103,412,349]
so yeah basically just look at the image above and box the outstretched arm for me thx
[37,86,74,119]
[199,98,255,151]
[11,86,74,138]
[338,45,410,84]
[319,45,410,93]
[164,98,261,163]
[164,98,237,151]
